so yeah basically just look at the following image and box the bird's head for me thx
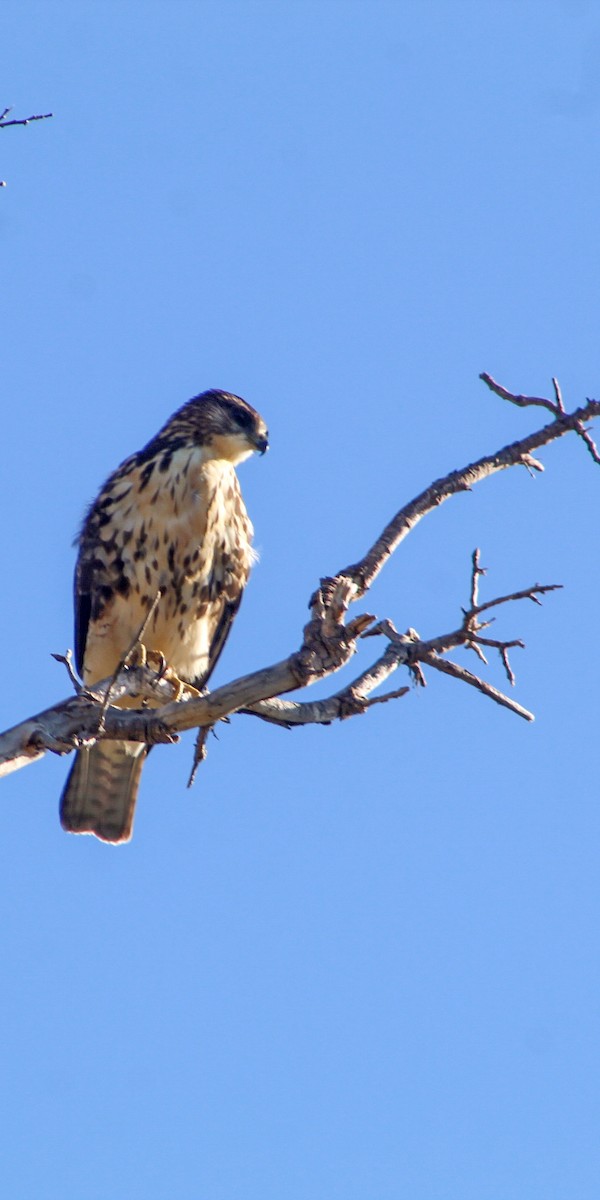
[177,389,269,465]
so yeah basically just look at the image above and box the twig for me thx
[1,106,53,184]
[97,589,162,730]
[420,653,535,721]
[472,636,524,686]
[479,372,561,416]
[0,109,53,128]
[470,547,485,608]
[552,378,566,413]
[573,418,600,465]
[51,649,82,692]
[480,372,600,464]
[338,390,600,597]
[363,567,559,717]
[188,726,212,788]
[470,582,561,617]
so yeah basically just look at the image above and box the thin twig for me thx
[1,106,53,185]
[479,372,560,416]
[552,378,566,413]
[474,635,525,686]
[0,110,53,128]
[471,583,561,617]
[188,726,211,788]
[470,548,485,608]
[51,650,82,692]
[421,653,534,721]
[97,588,163,730]
[481,373,600,464]
[574,419,600,465]
[500,646,516,686]
[338,393,600,597]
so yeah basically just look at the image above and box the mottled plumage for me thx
[60,389,268,843]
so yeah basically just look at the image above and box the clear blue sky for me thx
[2,3,599,1197]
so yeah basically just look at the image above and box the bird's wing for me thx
[74,552,94,678]
[198,593,245,691]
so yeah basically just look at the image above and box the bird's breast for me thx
[82,450,254,686]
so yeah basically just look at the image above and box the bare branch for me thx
[1,374,598,783]
[360,566,561,717]
[479,372,561,416]
[0,109,53,128]
[338,387,600,596]
[420,653,535,722]
[242,638,410,728]
[1,105,53,185]
[0,573,561,778]
[573,418,600,465]
[480,372,600,464]
[469,582,562,617]
[51,650,83,692]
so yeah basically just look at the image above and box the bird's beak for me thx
[254,432,269,456]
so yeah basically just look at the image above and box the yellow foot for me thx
[125,641,150,670]
[137,646,200,701]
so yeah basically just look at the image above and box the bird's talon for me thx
[142,649,200,700]
[145,648,168,680]
[126,641,148,669]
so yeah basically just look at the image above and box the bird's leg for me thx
[125,641,149,669]
[122,643,199,700]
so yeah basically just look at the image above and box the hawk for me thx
[60,389,268,844]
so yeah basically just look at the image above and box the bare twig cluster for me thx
[0,375,598,783]
[480,372,600,465]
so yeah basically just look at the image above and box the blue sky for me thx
[1,3,599,1197]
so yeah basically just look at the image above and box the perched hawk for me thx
[60,389,268,844]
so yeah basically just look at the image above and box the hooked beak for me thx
[254,432,269,456]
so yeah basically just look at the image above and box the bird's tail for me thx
[60,741,148,844]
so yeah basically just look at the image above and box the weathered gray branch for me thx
[1,375,598,781]
[338,391,600,594]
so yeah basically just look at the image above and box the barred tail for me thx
[60,741,148,844]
